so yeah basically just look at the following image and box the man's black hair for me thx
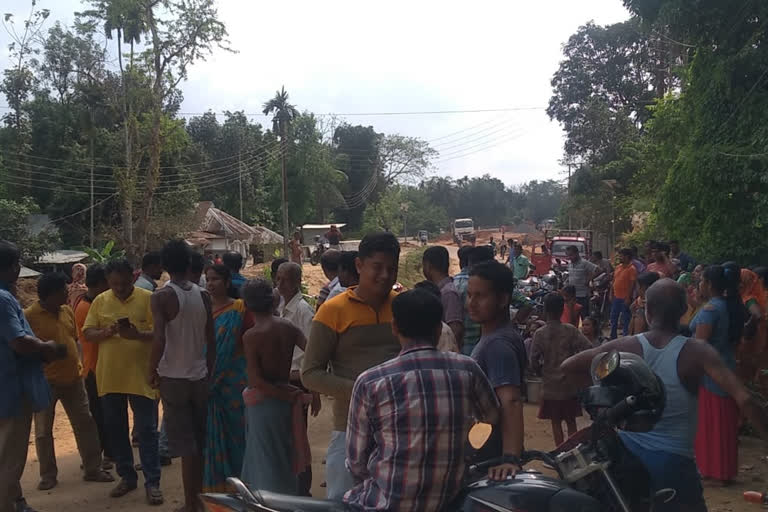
[619,248,633,258]
[339,251,360,279]
[190,251,206,275]
[320,250,342,272]
[566,245,579,254]
[630,246,639,257]
[468,260,516,295]
[645,279,687,329]
[562,285,576,297]
[161,239,191,275]
[142,251,162,270]
[85,264,107,288]
[468,245,494,266]
[637,271,661,288]
[223,251,244,273]
[544,292,565,316]
[422,246,450,275]
[0,240,20,272]
[358,232,400,261]
[271,257,288,277]
[458,246,473,269]
[392,288,443,343]
[593,251,603,259]
[754,267,768,289]
[37,272,68,300]
[414,280,441,299]
[105,259,134,276]
[242,278,274,313]
[655,242,670,255]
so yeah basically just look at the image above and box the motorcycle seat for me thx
[257,490,349,511]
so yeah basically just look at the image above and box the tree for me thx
[378,134,437,185]
[0,197,60,263]
[518,180,566,224]
[332,124,380,230]
[263,86,299,256]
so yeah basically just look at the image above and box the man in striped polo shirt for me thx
[302,232,402,500]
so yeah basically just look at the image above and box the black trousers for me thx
[84,371,112,459]
[291,379,313,496]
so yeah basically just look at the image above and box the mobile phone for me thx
[117,317,131,328]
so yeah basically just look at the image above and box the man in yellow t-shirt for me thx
[83,260,163,505]
[25,273,114,491]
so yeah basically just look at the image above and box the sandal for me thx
[84,470,115,483]
[37,480,57,491]
[146,486,164,506]
[110,479,137,498]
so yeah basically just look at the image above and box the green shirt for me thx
[509,254,531,280]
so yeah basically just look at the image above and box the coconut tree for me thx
[262,86,299,256]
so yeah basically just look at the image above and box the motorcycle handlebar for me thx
[469,451,564,479]
[601,396,638,427]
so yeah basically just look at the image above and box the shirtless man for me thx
[240,278,310,494]
[561,278,768,512]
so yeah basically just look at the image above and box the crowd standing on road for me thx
[2,232,768,511]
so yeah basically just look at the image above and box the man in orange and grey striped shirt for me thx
[302,233,402,500]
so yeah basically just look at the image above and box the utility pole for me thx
[567,163,572,230]
[89,109,95,248]
[238,150,244,220]
[281,138,290,258]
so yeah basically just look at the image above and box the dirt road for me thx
[17,246,766,511]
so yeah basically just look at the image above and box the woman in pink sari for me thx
[68,263,88,310]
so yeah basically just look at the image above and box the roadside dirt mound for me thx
[16,278,38,308]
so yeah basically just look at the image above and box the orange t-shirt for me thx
[75,298,99,376]
[561,302,582,327]
[613,263,638,301]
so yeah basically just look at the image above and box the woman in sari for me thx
[68,263,88,310]
[739,268,768,393]
[203,264,253,492]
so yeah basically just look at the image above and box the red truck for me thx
[531,229,593,275]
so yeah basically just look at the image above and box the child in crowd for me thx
[560,285,582,327]
[629,272,662,334]
[530,293,592,447]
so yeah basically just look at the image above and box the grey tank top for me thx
[619,334,698,458]
[157,281,208,380]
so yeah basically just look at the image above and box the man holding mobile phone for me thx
[83,260,163,506]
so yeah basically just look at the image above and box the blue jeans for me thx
[610,298,631,339]
[132,403,169,458]
[326,430,356,500]
[101,393,161,488]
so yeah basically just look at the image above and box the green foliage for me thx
[0,197,60,263]
[83,240,126,263]
[398,247,427,290]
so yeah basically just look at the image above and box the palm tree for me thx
[263,86,299,257]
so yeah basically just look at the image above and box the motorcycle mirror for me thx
[468,422,492,449]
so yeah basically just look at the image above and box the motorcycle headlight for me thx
[592,350,620,381]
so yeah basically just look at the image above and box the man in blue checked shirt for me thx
[0,241,67,512]
[344,289,500,512]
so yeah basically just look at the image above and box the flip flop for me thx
[110,479,137,498]
[84,470,115,483]
[146,486,164,506]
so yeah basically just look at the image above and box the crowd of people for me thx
[1,232,768,512]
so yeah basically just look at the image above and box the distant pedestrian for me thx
[610,249,638,339]
[530,293,592,447]
[565,245,598,318]
[326,251,359,301]
[149,240,215,512]
[647,242,677,278]
[629,272,661,335]
[223,252,247,295]
[67,263,88,310]
[670,240,696,273]
[581,316,606,347]
[290,232,303,264]
[414,280,459,353]
[508,243,531,280]
[26,273,114,491]
[560,285,582,327]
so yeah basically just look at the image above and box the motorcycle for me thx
[200,350,670,512]
[590,273,612,326]
[309,237,330,266]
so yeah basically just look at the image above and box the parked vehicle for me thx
[309,236,330,266]
[452,218,476,245]
[201,351,670,512]
[417,230,428,246]
[590,272,612,327]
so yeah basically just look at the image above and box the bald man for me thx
[275,262,320,495]
[561,278,768,512]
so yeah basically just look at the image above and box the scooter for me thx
[200,351,673,512]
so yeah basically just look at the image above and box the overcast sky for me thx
[1,0,630,186]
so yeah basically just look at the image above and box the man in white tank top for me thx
[148,240,215,512]
[561,278,768,512]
